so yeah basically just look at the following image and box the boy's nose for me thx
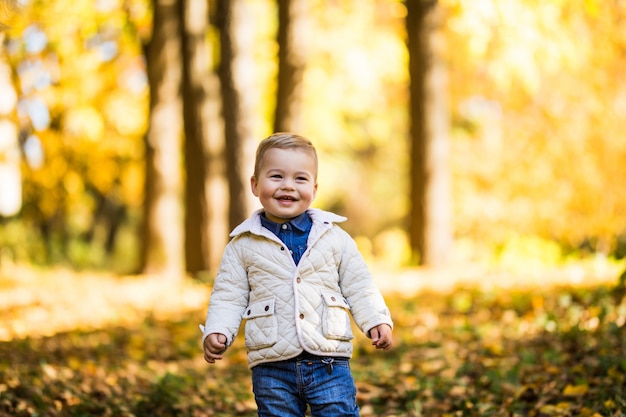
[281,179,295,189]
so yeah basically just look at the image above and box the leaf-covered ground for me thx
[1,263,625,416]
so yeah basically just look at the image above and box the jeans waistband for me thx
[290,350,338,362]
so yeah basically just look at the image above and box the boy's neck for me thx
[261,211,308,225]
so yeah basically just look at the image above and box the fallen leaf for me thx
[563,384,589,397]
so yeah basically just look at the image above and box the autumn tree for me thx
[2,0,625,270]
[215,0,256,231]
[141,0,185,278]
[179,0,213,275]
[273,0,307,133]
[405,0,452,266]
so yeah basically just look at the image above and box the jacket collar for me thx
[260,211,311,235]
[230,208,346,238]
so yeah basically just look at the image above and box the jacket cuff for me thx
[200,324,233,347]
[365,319,394,339]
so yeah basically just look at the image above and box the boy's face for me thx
[251,148,318,223]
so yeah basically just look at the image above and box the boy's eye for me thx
[270,174,282,179]
[296,177,308,182]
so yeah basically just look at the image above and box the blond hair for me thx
[253,132,318,179]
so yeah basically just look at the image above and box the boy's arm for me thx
[202,242,250,347]
[336,230,393,336]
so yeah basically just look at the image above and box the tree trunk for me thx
[274,0,307,133]
[216,0,255,230]
[180,0,213,275]
[406,0,452,266]
[141,0,185,278]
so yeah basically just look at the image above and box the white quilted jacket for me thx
[202,208,393,369]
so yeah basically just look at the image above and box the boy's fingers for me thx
[204,349,223,363]
[371,325,393,350]
[376,338,392,350]
[370,327,380,342]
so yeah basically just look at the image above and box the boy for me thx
[202,132,393,417]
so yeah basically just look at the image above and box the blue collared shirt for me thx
[260,211,312,265]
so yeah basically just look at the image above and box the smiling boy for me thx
[202,132,393,417]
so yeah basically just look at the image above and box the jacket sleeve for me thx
[202,239,250,347]
[336,229,393,336]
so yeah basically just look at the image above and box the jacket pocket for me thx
[321,291,354,341]
[244,297,278,350]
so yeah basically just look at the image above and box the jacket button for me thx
[331,296,336,301]
[264,305,269,311]
[296,277,301,283]
[299,313,304,319]
[280,246,285,250]
[247,310,251,315]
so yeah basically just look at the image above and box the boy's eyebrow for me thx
[295,171,314,178]
[266,168,313,177]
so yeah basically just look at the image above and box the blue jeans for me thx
[251,355,360,417]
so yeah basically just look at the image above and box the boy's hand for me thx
[203,333,227,364]
[370,324,393,351]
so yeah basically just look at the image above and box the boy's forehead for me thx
[260,147,318,173]
[263,147,316,162]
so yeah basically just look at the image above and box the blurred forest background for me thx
[0,0,625,278]
[2,1,626,416]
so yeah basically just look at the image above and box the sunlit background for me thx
[1,2,626,415]
[0,0,625,274]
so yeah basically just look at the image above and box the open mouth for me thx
[277,196,297,201]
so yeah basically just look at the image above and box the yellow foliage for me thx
[583,0,600,17]
[104,91,147,136]
[562,383,589,397]
[496,235,563,269]
[62,170,83,195]
[65,106,104,142]
[120,162,144,207]
[89,158,118,193]
[3,0,626,267]
[372,228,412,267]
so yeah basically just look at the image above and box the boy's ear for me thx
[250,175,259,196]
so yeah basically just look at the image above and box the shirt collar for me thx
[290,211,312,232]
[260,211,311,233]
